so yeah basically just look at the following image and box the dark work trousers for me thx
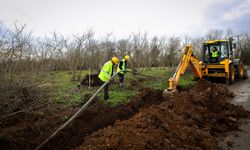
[104,83,110,100]
[210,57,219,63]
[100,80,110,100]
[118,73,124,83]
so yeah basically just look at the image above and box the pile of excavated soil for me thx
[1,80,249,150]
[128,78,146,90]
[80,74,103,86]
[0,105,77,150]
[76,80,249,150]
[0,88,164,150]
[41,88,164,150]
[0,84,57,150]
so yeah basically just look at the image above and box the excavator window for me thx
[203,44,221,63]
[203,42,230,63]
[220,43,229,59]
[204,46,210,61]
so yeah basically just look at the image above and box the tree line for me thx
[0,23,250,82]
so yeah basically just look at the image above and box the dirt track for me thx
[225,70,250,150]
[0,79,249,150]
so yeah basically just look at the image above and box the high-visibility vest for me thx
[211,50,219,58]
[98,61,113,82]
[117,58,126,74]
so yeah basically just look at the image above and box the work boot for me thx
[119,82,124,87]
[118,82,125,90]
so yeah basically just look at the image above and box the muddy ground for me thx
[224,70,250,150]
[0,87,164,150]
[0,80,249,150]
[76,80,249,150]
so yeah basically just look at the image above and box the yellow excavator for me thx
[164,38,248,94]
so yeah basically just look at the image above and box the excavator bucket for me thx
[162,88,178,97]
[162,78,178,97]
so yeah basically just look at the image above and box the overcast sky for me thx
[0,0,249,38]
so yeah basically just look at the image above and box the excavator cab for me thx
[201,39,242,84]
[202,40,232,64]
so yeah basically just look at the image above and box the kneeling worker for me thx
[98,57,119,100]
[117,55,130,88]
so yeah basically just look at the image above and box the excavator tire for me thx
[237,62,245,79]
[243,69,249,79]
[226,64,235,85]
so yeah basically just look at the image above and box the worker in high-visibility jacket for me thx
[98,57,119,100]
[117,55,130,88]
[210,47,220,63]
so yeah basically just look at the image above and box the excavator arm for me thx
[167,45,202,92]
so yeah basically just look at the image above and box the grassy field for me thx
[40,67,196,107]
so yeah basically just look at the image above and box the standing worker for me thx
[98,57,119,100]
[117,55,130,88]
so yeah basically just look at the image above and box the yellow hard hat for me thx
[111,57,119,65]
[124,55,130,61]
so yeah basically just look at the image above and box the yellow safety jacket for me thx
[98,61,113,82]
[117,58,127,74]
[211,50,219,58]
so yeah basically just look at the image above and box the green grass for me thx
[178,72,197,88]
[38,67,196,107]
[105,89,137,106]
[41,70,98,106]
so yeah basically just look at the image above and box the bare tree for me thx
[1,22,250,84]
[130,32,149,71]
[235,32,250,64]
[63,30,93,81]
[191,37,204,59]
[205,29,224,40]
[166,36,181,67]
[149,36,160,69]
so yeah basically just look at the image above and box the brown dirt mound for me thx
[75,80,249,150]
[1,88,163,150]
[0,84,57,150]
[0,105,77,150]
[80,74,103,86]
[128,78,146,90]
[35,88,164,150]
[1,80,249,150]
